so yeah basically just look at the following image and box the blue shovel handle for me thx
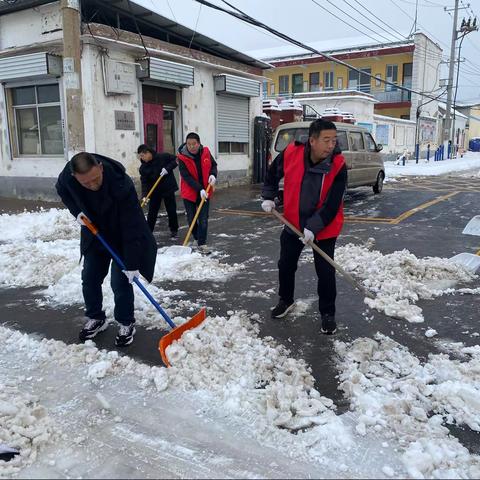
[81,216,176,330]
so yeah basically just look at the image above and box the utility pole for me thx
[443,0,459,151]
[61,0,85,158]
[451,16,478,155]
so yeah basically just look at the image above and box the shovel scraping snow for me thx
[81,216,207,367]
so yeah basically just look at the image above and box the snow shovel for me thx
[270,209,375,300]
[164,183,213,256]
[462,215,480,236]
[80,215,207,367]
[140,174,164,208]
[447,215,480,273]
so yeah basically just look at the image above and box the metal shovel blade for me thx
[162,245,192,256]
[158,307,207,366]
[449,253,480,274]
[462,216,480,236]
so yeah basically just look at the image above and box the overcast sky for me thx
[135,0,480,103]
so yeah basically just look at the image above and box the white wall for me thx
[411,33,442,120]
[0,1,62,50]
[81,44,142,177]
[373,114,416,157]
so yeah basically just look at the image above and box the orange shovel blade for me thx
[158,307,207,367]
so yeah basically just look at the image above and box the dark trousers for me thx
[147,192,179,233]
[183,198,210,246]
[82,248,134,326]
[278,229,337,316]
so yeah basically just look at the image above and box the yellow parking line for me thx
[390,192,459,225]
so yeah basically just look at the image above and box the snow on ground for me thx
[385,151,480,180]
[301,238,476,323]
[1,204,480,477]
[335,334,480,478]
[0,208,243,329]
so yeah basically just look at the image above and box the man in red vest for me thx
[177,132,218,248]
[261,119,347,334]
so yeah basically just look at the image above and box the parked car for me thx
[270,121,385,202]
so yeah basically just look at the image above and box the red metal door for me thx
[143,102,164,152]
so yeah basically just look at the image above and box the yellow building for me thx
[259,33,442,121]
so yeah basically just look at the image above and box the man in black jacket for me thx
[56,152,157,347]
[261,119,347,335]
[137,144,179,238]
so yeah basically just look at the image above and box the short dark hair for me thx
[186,132,200,142]
[309,119,337,138]
[137,144,155,155]
[70,152,100,174]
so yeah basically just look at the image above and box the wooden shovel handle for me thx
[271,209,374,299]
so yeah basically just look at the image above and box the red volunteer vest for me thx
[283,143,345,240]
[177,146,213,202]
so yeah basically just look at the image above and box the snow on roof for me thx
[438,102,468,119]
[247,35,412,62]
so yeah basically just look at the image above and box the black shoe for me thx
[115,324,136,347]
[79,318,108,342]
[271,299,295,319]
[170,231,178,239]
[321,314,337,335]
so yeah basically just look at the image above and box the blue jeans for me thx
[82,247,134,326]
[183,198,210,246]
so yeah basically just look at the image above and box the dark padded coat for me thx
[56,154,157,282]
[139,152,178,200]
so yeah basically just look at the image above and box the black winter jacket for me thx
[56,154,157,282]
[177,143,218,193]
[139,152,178,199]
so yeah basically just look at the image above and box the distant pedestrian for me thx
[177,132,218,249]
[56,152,157,347]
[261,119,347,335]
[137,144,179,238]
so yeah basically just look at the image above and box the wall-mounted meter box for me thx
[105,59,136,95]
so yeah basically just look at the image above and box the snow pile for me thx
[336,334,480,478]
[335,240,476,322]
[0,380,57,477]
[166,312,352,455]
[155,246,244,281]
[0,208,77,243]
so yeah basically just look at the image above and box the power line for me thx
[194,0,447,101]
[350,0,409,40]
[309,0,386,44]
[341,0,406,42]
[315,0,401,44]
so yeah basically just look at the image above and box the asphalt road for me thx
[1,172,480,452]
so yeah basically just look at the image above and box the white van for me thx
[271,121,385,196]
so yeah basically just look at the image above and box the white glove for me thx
[76,212,90,227]
[160,168,168,176]
[208,175,217,186]
[122,270,140,284]
[300,228,315,245]
[141,196,150,205]
[200,189,208,200]
[261,200,275,213]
